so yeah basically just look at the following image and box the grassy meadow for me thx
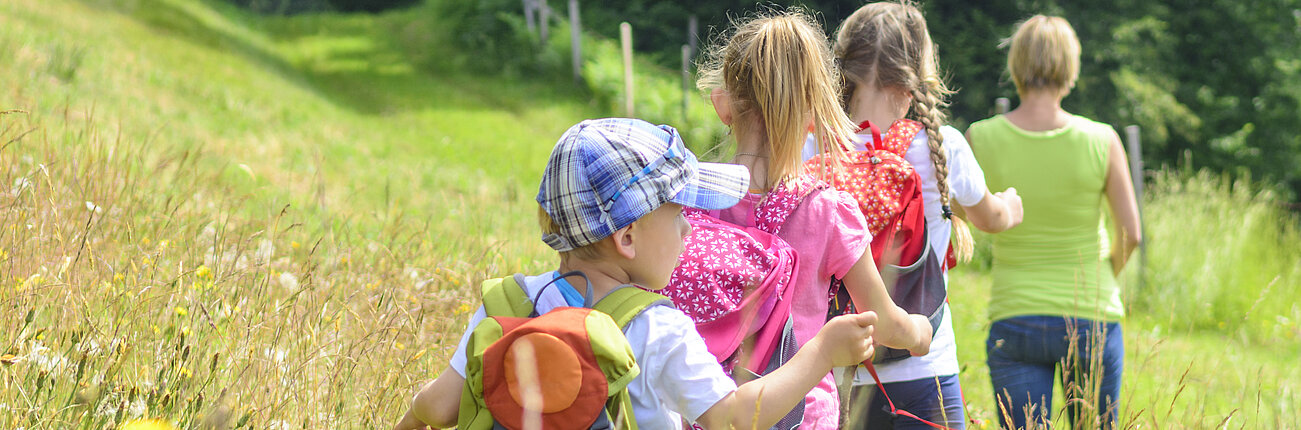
[0,0,1297,428]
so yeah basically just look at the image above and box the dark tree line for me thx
[580,0,1301,199]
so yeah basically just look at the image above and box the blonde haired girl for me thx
[968,15,1140,430]
[699,8,934,428]
[817,2,1024,428]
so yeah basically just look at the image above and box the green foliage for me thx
[431,0,566,77]
[578,30,728,156]
[1133,169,1301,341]
[574,0,1301,199]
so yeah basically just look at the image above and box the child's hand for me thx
[392,410,429,430]
[820,311,878,367]
[996,187,1024,229]
[907,314,933,357]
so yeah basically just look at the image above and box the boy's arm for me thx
[839,249,932,356]
[694,311,877,430]
[393,369,464,430]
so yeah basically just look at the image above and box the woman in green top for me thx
[965,15,1141,430]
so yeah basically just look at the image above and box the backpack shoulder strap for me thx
[754,174,828,234]
[592,286,674,329]
[479,274,535,318]
[882,119,925,156]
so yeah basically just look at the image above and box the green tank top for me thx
[967,114,1124,322]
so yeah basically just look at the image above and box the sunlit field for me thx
[1,0,1297,428]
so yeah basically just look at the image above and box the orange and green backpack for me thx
[458,274,671,430]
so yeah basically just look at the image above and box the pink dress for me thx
[716,185,872,429]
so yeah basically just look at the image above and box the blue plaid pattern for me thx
[537,118,750,252]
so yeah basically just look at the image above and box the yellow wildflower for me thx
[113,272,125,282]
[175,307,187,317]
[151,325,161,336]
[119,418,178,430]
[291,241,301,250]
[456,303,472,315]
[179,366,192,379]
[195,265,212,280]
[394,342,405,351]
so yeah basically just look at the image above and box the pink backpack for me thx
[660,176,824,430]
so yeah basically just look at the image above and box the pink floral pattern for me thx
[662,176,826,363]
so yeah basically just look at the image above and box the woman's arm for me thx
[839,249,931,355]
[1104,130,1142,275]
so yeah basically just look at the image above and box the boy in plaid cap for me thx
[394,118,880,430]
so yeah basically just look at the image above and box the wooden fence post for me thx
[682,44,691,123]
[621,22,634,117]
[687,15,699,58]
[569,0,581,83]
[1125,125,1146,290]
[523,0,536,36]
[995,97,1010,114]
[539,0,550,42]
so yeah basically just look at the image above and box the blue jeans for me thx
[986,316,1123,430]
[843,374,965,430]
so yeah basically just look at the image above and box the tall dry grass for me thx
[0,108,486,428]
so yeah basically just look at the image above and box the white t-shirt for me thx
[803,125,987,384]
[449,272,738,429]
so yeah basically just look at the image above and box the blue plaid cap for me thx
[537,118,750,252]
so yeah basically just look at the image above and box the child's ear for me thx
[710,88,734,126]
[609,223,637,260]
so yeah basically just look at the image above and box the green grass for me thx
[0,0,1298,428]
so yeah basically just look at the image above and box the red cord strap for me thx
[861,362,959,430]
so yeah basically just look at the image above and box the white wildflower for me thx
[84,201,103,214]
[264,348,287,363]
[26,342,68,374]
[255,239,274,262]
[76,338,102,356]
[127,398,147,418]
[11,177,31,196]
[278,272,299,290]
[95,397,120,417]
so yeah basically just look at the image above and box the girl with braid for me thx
[807,2,1024,428]
[700,8,935,428]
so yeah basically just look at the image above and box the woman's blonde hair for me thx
[833,1,972,262]
[1005,15,1080,97]
[697,8,856,191]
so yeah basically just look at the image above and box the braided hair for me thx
[833,1,973,262]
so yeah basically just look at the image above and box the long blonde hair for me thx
[834,1,973,262]
[697,8,856,191]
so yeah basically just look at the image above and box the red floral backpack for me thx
[805,119,945,363]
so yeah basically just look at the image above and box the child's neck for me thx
[556,258,633,303]
[848,86,910,132]
[732,128,770,191]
